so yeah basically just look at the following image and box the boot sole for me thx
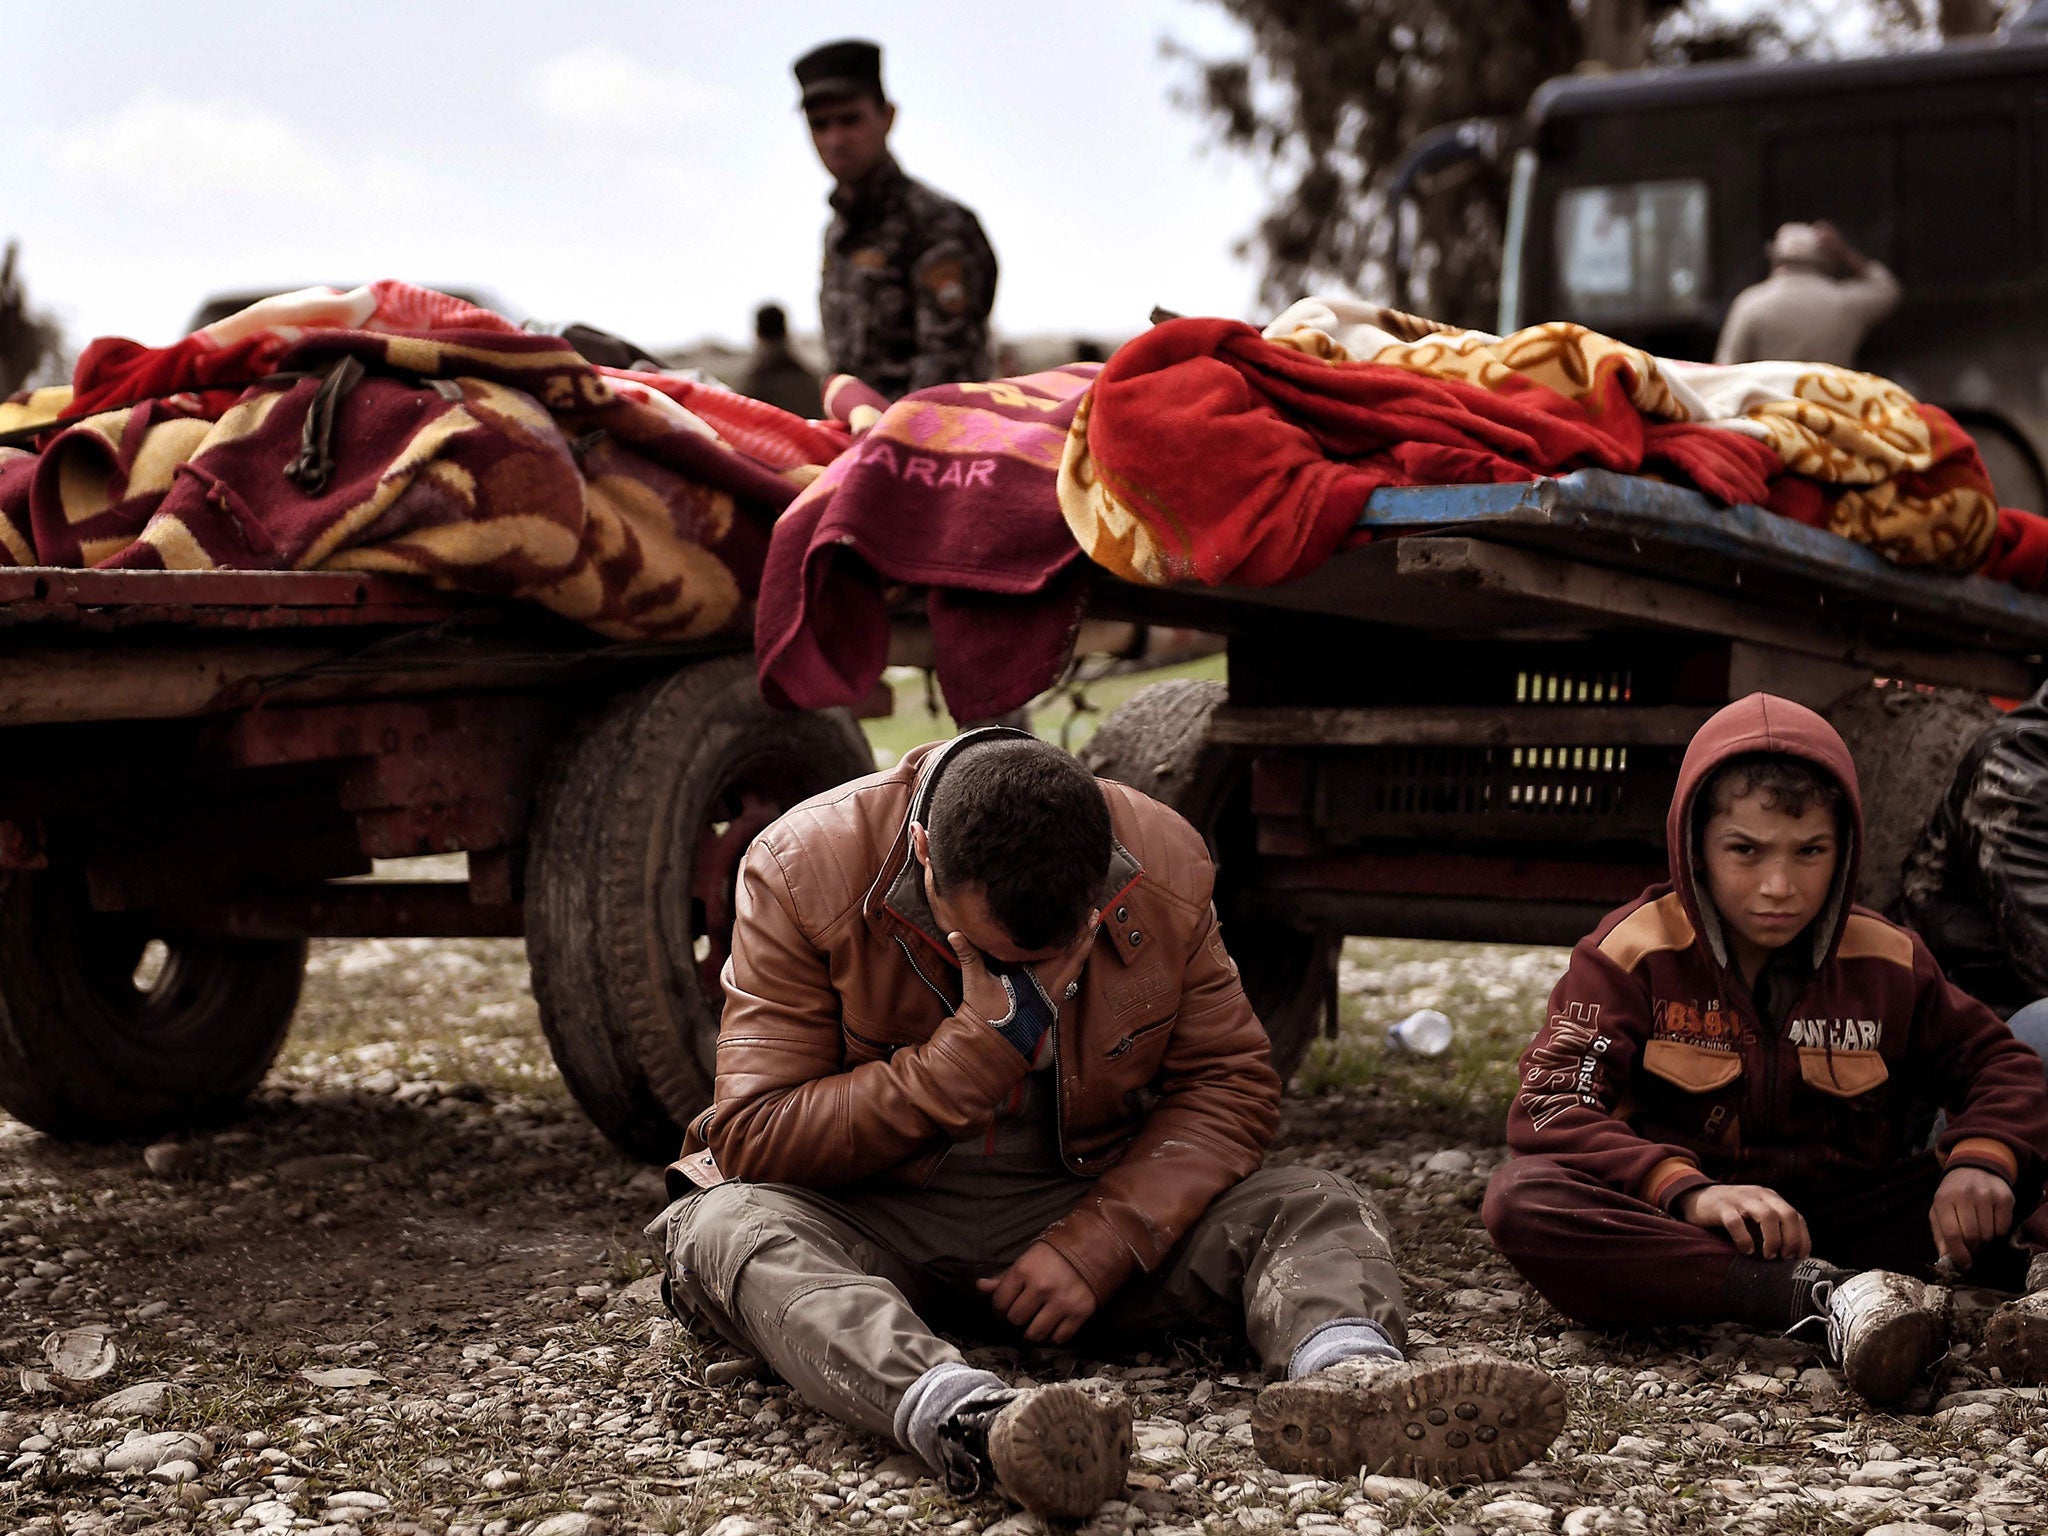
[1983,1304,2048,1387]
[1843,1306,1945,1404]
[1251,1355,1565,1484]
[988,1382,1133,1519]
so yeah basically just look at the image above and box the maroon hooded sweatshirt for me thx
[1505,693,2048,1217]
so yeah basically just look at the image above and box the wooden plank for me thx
[1362,470,2048,652]
[0,567,463,612]
[1209,703,1716,748]
[1238,888,1612,947]
[1395,536,2035,695]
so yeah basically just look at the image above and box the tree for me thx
[1171,0,1972,328]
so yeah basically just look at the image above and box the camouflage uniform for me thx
[820,156,997,400]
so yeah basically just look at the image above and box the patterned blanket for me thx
[1060,296,2037,589]
[0,285,840,641]
[755,366,1098,721]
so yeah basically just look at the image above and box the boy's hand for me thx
[1676,1184,1812,1260]
[978,1241,1097,1343]
[1930,1166,2015,1266]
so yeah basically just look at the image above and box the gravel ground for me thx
[3,934,2046,1536]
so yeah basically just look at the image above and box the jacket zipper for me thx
[843,1021,896,1056]
[898,932,1085,1175]
[1737,967,1821,1147]
[1107,1016,1174,1059]
[895,935,955,1013]
[1050,997,1084,1175]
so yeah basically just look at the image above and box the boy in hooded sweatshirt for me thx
[1483,693,2048,1402]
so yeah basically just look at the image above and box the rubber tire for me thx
[526,656,875,1163]
[1081,679,1335,1084]
[1824,683,1998,915]
[0,868,305,1140]
[1971,424,2046,516]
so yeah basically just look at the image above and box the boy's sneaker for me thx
[1250,1349,1565,1483]
[1822,1269,1948,1403]
[934,1382,1132,1518]
[1983,1291,2048,1386]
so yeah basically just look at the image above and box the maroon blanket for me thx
[0,329,799,640]
[755,365,1099,722]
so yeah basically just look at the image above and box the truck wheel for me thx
[0,869,305,1140]
[1081,679,1335,1084]
[1824,682,1998,915]
[526,656,875,1163]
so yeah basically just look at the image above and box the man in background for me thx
[739,303,822,419]
[1715,220,1900,367]
[794,39,997,400]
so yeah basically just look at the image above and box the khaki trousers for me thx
[661,1164,1403,1440]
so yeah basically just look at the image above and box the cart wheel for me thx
[1081,679,1336,1084]
[526,655,875,1163]
[1824,682,1998,915]
[0,869,305,1140]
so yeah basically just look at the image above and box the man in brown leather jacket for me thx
[657,729,1562,1516]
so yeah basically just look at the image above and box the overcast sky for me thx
[11,1,1272,353]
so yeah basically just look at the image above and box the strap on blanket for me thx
[283,354,368,497]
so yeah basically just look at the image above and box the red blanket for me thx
[0,327,809,640]
[1064,310,2048,592]
[1060,316,1786,587]
[755,366,1098,722]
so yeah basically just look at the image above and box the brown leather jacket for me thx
[674,731,1281,1300]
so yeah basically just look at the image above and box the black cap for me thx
[794,39,883,109]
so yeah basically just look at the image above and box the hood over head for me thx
[1666,692,1863,972]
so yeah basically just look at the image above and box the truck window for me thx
[1554,179,1710,324]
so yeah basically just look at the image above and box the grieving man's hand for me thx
[1930,1165,2015,1267]
[1675,1183,1812,1260]
[947,932,1013,1024]
[977,1241,1097,1344]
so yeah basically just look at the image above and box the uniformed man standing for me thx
[794,39,998,400]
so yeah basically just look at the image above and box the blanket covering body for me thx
[0,284,849,640]
[1058,297,2043,590]
[754,366,1098,722]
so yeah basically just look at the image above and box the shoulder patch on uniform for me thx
[1836,913,1915,968]
[1598,892,1694,972]
[921,257,968,315]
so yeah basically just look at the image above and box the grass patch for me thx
[1294,937,1569,1136]
[861,651,1227,766]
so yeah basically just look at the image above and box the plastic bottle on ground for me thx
[1384,1008,1453,1056]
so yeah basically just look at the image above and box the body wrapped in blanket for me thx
[0,282,853,642]
[758,296,2048,718]
[1058,297,2038,591]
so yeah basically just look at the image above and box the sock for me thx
[1723,1256,1847,1330]
[895,1361,1013,1474]
[1286,1317,1403,1379]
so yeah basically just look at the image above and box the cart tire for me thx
[0,869,305,1140]
[1824,683,1998,915]
[1082,679,1335,1084]
[526,656,875,1163]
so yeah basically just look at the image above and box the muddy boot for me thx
[1251,1350,1566,1483]
[1822,1269,1948,1404]
[1983,1281,2048,1386]
[934,1382,1132,1518]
